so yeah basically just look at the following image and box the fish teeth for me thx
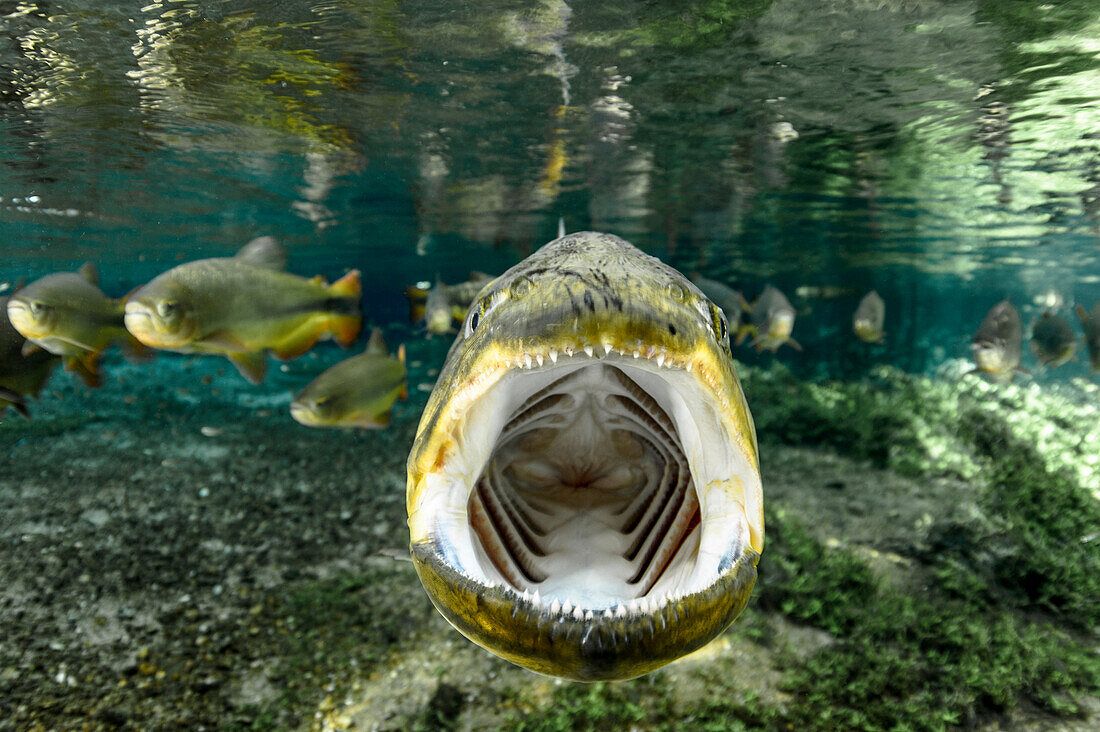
[561,600,572,615]
[583,345,594,358]
[616,603,628,618]
[524,354,532,369]
[532,589,541,605]
[603,608,614,618]
[602,342,613,356]
[573,606,584,621]
[549,349,558,363]
[536,354,544,367]
[549,598,561,615]
[584,610,594,621]
[632,350,640,359]
[655,352,665,368]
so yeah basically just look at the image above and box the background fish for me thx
[0,294,60,418]
[740,285,801,352]
[690,274,745,337]
[124,237,362,384]
[1077,302,1100,372]
[290,328,407,429]
[970,299,1023,379]
[424,277,455,335]
[853,290,886,344]
[6,263,139,387]
[795,284,857,299]
[1030,311,1076,368]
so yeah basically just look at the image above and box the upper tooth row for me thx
[511,344,691,371]
[518,588,678,618]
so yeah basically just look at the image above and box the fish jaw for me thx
[123,299,196,349]
[406,232,762,680]
[6,298,55,340]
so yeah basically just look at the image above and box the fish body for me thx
[407,231,763,681]
[6,264,134,387]
[742,285,800,352]
[852,290,885,344]
[424,278,456,335]
[971,299,1022,379]
[0,294,59,417]
[290,328,407,429]
[1077,303,1100,372]
[124,238,361,384]
[1030,312,1076,368]
[690,274,744,335]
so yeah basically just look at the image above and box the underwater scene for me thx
[2,0,1100,729]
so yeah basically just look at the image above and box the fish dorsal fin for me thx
[236,236,287,270]
[557,217,566,238]
[365,327,388,356]
[78,262,99,285]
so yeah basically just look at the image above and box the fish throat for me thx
[469,361,706,608]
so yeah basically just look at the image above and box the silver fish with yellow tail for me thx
[290,328,407,429]
[407,232,763,681]
[1030,311,1076,368]
[738,285,801,353]
[852,290,886,344]
[0,293,60,417]
[123,237,361,384]
[970,299,1023,380]
[6,263,145,388]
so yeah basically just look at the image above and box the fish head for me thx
[6,292,57,340]
[124,279,199,349]
[766,310,794,341]
[407,232,762,681]
[426,306,455,335]
[290,390,346,427]
[971,339,1008,373]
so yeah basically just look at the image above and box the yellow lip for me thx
[5,300,49,339]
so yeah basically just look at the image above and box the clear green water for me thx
[2,0,1099,379]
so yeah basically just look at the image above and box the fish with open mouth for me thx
[406,231,763,681]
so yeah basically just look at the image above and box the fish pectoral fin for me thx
[786,338,803,352]
[65,351,103,388]
[227,351,268,384]
[0,388,30,419]
[122,334,157,362]
[20,341,43,357]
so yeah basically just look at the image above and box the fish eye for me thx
[466,307,481,338]
[157,300,178,318]
[709,303,729,344]
[666,282,686,302]
[29,301,41,314]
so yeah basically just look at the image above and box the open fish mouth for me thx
[407,232,763,681]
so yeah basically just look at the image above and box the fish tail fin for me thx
[0,388,30,419]
[329,269,361,300]
[122,332,156,362]
[786,338,803,352]
[739,293,753,314]
[228,351,267,384]
[327,270,362,347]
[64,351,103,388]
[328,312,362,348]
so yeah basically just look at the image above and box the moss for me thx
[0,413,95,440]
[506,678,675,732]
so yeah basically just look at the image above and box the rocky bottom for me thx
[1,344,1097,731]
